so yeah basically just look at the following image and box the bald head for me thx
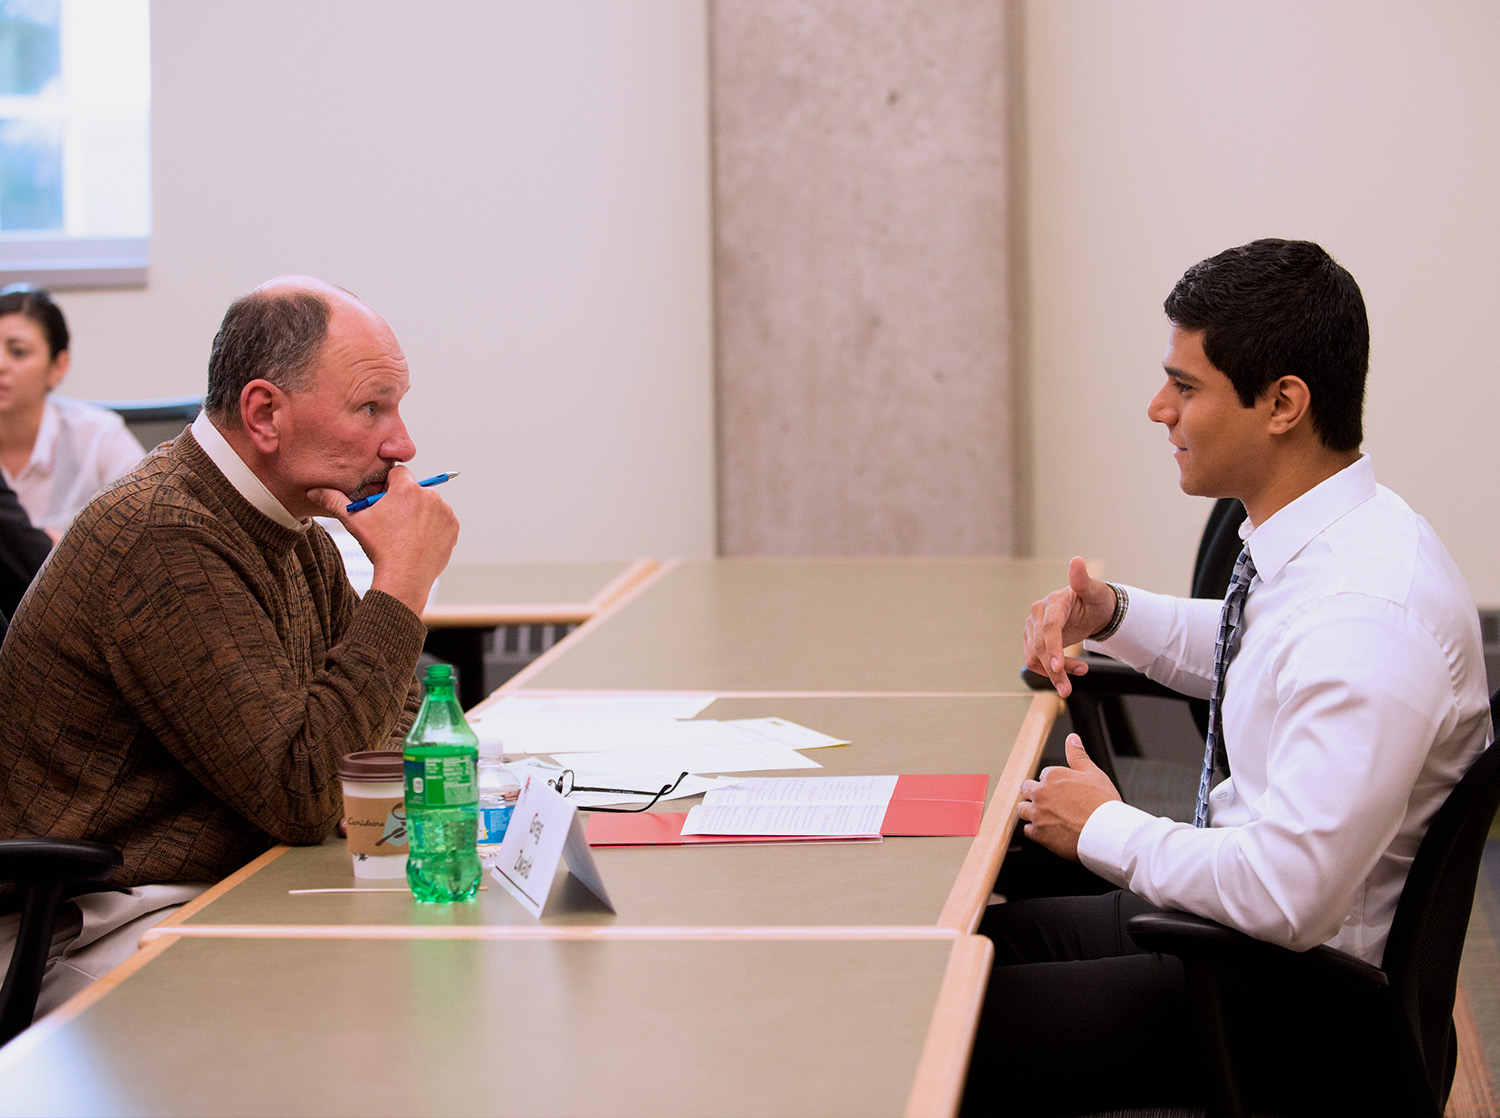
[204,276,375,425]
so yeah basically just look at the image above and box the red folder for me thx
[586,773,989,845]
[880,773,988,835]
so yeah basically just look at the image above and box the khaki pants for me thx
[0,882,208,1023]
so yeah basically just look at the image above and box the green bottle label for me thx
[404,756,478,808]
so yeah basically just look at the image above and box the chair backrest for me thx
[1191,497,1248,601]
[89,394,202,452]
[1380,689,1500,1113]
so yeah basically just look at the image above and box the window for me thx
[0,0,150,288]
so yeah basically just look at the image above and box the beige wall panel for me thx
[54,1,716,564]
[713,1,1015,556]
[1021,0,1500,605]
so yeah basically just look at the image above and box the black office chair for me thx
[0,604,123,1047]
[0,838,121,1046]
[1128,687,1500,1118]
[90,394,202,452]
[1023,497,1248,818]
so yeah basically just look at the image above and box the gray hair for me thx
[204,288,332,423]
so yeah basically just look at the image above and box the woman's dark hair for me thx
[0,284,69,360]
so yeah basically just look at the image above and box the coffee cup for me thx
[339,751,409,879]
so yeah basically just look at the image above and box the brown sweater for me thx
[0,430,424,888]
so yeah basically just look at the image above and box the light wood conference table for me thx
[161,558,1067,938]
[0,935,992,1118]
[423,558,658,629]
[497,557,1068,696]
[419,558,657,708]
[151,693,1053,937]
[0,556,1067,1117]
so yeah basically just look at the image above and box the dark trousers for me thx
[962,890,1391,1117]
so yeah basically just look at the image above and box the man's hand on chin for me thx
[1015,734,1122,862]
[306,466,459,615]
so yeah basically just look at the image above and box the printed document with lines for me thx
[681,775,899,837]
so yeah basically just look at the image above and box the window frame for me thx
[0,0,150,290]
[0,234,147,288]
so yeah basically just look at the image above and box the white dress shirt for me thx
[189,410,305,530]
[1078,454,1491,964]
[4,396,147,534]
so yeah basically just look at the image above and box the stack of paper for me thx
[684,775,899,837]
[466,694,850,809]
[587,774,989,845]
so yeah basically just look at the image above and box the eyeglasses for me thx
[546,769,689,812]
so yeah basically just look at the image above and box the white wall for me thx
[54,0,717,564]
[44,2,1499,594]
[1023,1,1500,605]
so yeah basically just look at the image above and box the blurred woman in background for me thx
[0,285,145,538]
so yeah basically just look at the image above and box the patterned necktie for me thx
[1194,546,1257,828]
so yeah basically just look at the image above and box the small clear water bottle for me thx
[476,741,521,869]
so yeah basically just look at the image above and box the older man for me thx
[0,277,457,1012]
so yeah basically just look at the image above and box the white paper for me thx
[468,713,848,756]
[318,517,438,609]
[480,693,716,719]
[468,716,733,754]
[706,775,900,805]
[722,717,847,750]
[558,743,822,779]
[681,775,900,837]
[681,802,885,836]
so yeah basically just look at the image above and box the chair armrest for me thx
[1020,657,1190,775]
[0,838,121,885]
[0,837,122,1044]
[1127,909,1388,989]
[1127,909,1388,1118]
[1019,655,1186,701]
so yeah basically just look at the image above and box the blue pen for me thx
[346,471,460,513]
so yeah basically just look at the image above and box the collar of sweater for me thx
[171,431,315,557]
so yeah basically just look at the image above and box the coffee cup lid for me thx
[339,750,405,782]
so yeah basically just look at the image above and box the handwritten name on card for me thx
[493,774,614,918]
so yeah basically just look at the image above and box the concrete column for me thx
[711,0,1017,555]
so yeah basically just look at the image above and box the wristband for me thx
[1088,583,1129,642]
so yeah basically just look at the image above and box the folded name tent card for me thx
[492,774,614,917]
[586,773,989,846]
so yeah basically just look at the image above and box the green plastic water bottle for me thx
[403,664,482,902]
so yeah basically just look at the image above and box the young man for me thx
[964,240,1490,1115]
[0,277,458,1015]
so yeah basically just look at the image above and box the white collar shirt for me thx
[4,396,147,534]
[1078,454,1491,963]
[190,411,306,531]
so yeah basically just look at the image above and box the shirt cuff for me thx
[1076,798,1154,886]
[1084,585,1178,668]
